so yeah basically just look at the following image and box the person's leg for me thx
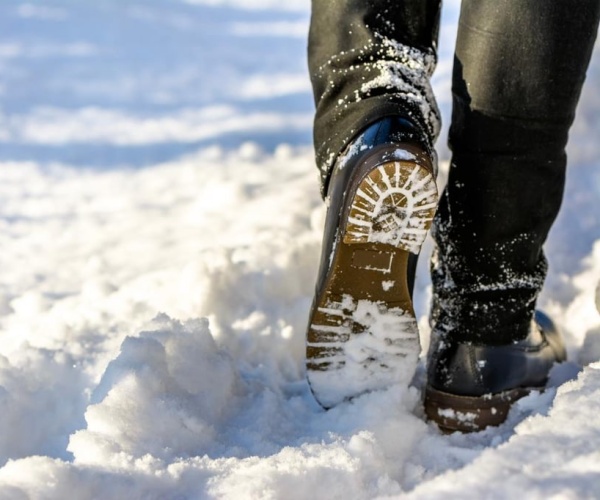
[308,0,442,196]
[432,0,600,345]
[306,0,443,407]
[427,0,600,431]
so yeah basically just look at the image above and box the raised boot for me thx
[306,117,438,408]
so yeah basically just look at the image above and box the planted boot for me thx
[424,310,567,432]
[306,117,438,408]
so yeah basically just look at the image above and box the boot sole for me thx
[307,155,438,408]
[424,385,539,433]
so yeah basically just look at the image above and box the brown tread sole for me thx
[307,155,438,408]
[424,385,540,433]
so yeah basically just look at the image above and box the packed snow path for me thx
[1,1,600,498]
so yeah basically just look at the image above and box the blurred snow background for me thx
[0,0,599,498]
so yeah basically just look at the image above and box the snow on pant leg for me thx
[308,0,442,196]
[431,0,600,344]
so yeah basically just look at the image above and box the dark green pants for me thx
[309,0,600,343]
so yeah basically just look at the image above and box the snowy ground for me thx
[1,1,600,498]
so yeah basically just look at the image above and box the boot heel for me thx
[345,161,438,253]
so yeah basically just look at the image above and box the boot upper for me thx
[427,311,567,397]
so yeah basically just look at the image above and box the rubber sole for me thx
[424,385,537,433]
[307,158,438,408]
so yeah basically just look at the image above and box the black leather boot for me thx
[424,310,567,432]
[306,117,438,408]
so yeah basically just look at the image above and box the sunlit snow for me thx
[1,0,600,498]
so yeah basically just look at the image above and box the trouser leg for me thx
[432,0,600,344]
[308,0,442,196]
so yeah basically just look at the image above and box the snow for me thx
[0,0,599,498]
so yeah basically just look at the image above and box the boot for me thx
[306,116,438,408]
[424,310,567,432]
